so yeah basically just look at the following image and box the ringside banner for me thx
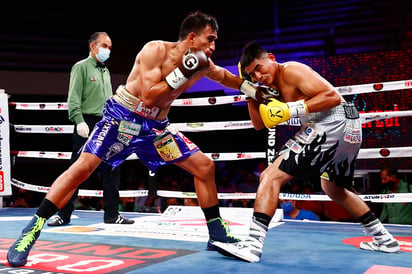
[0,90,11,196]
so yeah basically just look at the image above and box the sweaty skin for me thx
[245,53,371,221]
[46,25,244,210]
[125,25,243,120]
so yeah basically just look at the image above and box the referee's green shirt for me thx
[380,179,412,224]
[67,54,113,124]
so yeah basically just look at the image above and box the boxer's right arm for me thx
[165,47,210,89]
[138,43,209,108]
[136,42,174,107]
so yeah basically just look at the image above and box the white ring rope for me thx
[10,179,412,203]
[10,79,412,110]
[9,79,412,202]
[12,109,412,134]
[13,151,268,161]
[12,146,412,161]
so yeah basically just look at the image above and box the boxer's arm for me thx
[137,42,177,108]
[283,62,342,112]
[165,47,209,89]
[206,64,279,104]
[205,62,243,90]
[247,99,265,130]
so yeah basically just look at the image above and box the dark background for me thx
[0,1,411,73]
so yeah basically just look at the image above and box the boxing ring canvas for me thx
[2,60,412,272]
[0,207,411,273]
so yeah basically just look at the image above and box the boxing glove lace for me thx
[165,47,209,89]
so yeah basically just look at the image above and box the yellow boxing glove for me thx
[259,98,308,128]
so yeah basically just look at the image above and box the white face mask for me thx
[96,47,110,63]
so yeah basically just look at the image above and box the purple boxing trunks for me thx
[82,87,199,172]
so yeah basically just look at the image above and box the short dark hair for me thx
[239,41,268,80]
[381,164,400,179]
[178,11,218,40]
[88,32,109,47]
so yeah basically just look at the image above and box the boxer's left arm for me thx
[206,63,266,130]
[205,61,244,91]
[206,63,279,104]
[247,99,265,130]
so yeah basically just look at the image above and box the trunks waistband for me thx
[303,102,359,123]
[113,86,164,120]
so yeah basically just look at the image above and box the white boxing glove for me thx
[76,122,89,138]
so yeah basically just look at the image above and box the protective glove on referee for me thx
[76,122,89,138]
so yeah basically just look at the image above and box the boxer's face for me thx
[192,25,217,58]
[244,54,276,85]
[381,170,396,185]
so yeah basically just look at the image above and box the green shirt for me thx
[380,179,412,225]
[67,54,113,124]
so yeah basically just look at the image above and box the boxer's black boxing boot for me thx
[212,216,267,263]
[206,217,240,251]
[7,215,46,266]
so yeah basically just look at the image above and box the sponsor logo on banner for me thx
[373,83,383,90]
[224,121,252,128]
[182,98,192,105]
[45,127,63,132]
[380,148,390,157]
[15,126,31,132]
[0,93,10,196]
[234,95,243,102]
[0,238,196,272]
[57,103,67,109]
[208,97,216,104]
[186,122,204,128]
[267,127,277,164]
[237,153,252,159]
[0,171,3,192]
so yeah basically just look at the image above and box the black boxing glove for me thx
[239,80,280,104]
[165,47,210,89]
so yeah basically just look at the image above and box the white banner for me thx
[0,91,11,196]
[11,79,412,110]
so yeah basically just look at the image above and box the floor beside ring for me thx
[0,207,411,274]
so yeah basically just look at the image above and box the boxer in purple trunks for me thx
[83,86,200,172]
[8,11,279,267]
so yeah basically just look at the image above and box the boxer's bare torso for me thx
[125,41,207,120]
[124,26,242,121]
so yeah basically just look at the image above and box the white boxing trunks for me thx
[278,102,361,187]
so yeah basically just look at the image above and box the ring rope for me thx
[10,179,412,203]
[10,79,412,110]
[11,146,412,161]
[12,109,412,134]
[9,79,412,202]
